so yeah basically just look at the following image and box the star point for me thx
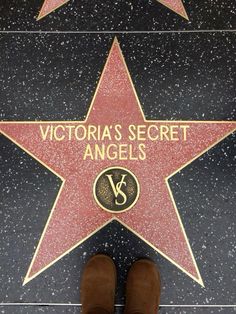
[37,0,70,20]
[158,0,189,20]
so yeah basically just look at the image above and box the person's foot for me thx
[81,254,116,314]
[124,259,161,314]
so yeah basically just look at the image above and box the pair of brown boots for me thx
[81,254,161,314]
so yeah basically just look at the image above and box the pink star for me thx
[1,39,234,286]
[37,0,188,20]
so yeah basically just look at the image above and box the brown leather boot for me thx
[81,254,116,314]
[124,259,161,314]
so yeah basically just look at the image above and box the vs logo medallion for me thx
[93,167,140,213]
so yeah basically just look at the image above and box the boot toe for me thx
[81,254,116,314]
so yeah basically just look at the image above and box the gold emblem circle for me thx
[93,166,140,214]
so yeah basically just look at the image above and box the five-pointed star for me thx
[37,0,188,20]
[1,38,235,286]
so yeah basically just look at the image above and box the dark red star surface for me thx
[1,39,235,286]
[37,0,188,20]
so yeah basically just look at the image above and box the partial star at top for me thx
[37,0,188,20]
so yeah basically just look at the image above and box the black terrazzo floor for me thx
[0,1,235,313]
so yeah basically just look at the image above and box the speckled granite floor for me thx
[0,1,235,313]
